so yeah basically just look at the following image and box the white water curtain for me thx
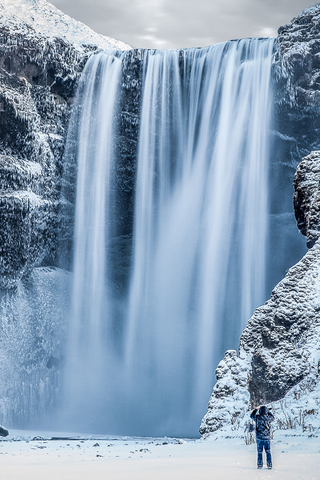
[62,39,274,436]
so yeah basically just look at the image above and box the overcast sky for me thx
[49,0,317,49]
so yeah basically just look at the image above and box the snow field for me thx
[0,430,319,480]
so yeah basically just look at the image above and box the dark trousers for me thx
[256,438,272,468]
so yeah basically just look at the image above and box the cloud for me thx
[49,0,316,49]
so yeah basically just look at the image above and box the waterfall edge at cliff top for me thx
[60,38,275,437]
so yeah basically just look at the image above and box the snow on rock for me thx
[272,360,320,434]
[274,3,320,162]
[293,150,320,247]
[200,240,320,437]
[0,0,131,51]
[199,350,250,436]
[0,0,130,288]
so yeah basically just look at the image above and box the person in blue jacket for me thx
[250,405,274,469]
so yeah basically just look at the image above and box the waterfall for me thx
[61,52,124,423]
[61,39,274,437]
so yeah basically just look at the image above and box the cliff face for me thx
[200,5,320,437]
[200,241,320,437]
[0,0,130,289]
[293,151,320,248]
[274,4,320,160]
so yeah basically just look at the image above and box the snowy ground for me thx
[0,430,319,479]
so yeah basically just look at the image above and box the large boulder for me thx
[293,151,320,248]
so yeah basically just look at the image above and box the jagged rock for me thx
[274,3,320,159]
[293,150,320,248]
[199,350,250,435]
[271,4,320,239]
[200,242,320,436]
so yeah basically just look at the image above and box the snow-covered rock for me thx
[0,0,131,288]
[0,0,130,52]
[200,242,320,437]
[274,3,320,162]
[293,151,320,248]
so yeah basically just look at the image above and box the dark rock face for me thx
[106,50,144,296]
[274,4,320,162]
[0,1,131,289]
[293,151,320,248]
[0,27,86,288]
[271,6,320,259]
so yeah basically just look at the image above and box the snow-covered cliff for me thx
[0,0,130,289]
[200,241,320,437]
[1,0,130,52]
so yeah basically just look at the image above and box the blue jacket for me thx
[250,406,274,440]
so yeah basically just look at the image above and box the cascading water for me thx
[61,52,124,423]
[61,39,274,437]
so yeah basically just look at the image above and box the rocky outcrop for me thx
[1,0,320,436]
[201,5,320,437]
[0,0,130,289]
[293,151,320,248]
[199,350,250,434]
[271,4,320,253]
[200,242,320,436]
[274,4,320,161]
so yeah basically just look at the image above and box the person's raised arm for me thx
[250,408,258,419]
